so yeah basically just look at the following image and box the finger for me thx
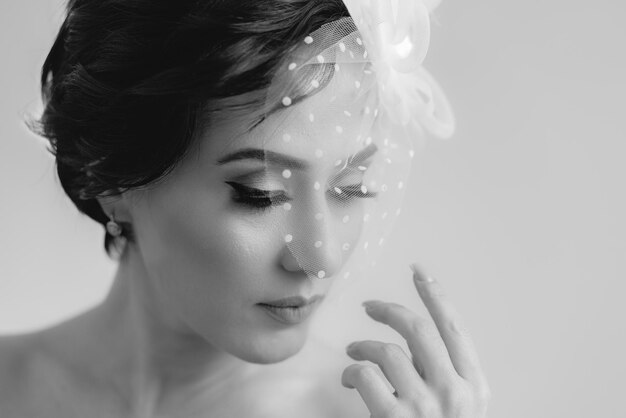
[347,340,426,396]
[362,300,457,382]
[341,363,398,416]
[411,263,488,385]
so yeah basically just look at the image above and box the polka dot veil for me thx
[241,0,454,286]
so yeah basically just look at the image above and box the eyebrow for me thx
[216,143,379,170]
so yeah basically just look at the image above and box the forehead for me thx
[212,63,379,165]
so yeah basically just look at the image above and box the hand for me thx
[341,264,491,418]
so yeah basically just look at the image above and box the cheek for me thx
[336,204,366,259]
[130,184,282,322]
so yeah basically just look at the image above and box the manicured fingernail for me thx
[410,263,434,283]
[362,300,383,309]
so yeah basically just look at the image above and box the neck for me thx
[65,243,256,416]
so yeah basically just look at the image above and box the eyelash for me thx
[225,182,378,212]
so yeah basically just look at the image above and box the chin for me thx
[232,327,311,364]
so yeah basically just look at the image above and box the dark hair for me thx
[30,0,350,255]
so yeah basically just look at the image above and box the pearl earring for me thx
[106,213,123,237]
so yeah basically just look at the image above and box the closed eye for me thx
[330,184,378,202]
[226,182,291,211]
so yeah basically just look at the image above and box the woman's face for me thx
[123,71,378,364]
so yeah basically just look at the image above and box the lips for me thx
[260,295,323,308]
[257,295,324,325]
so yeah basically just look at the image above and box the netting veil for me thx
[230,0,454,289]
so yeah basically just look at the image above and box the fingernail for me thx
[362,300,383,309]
[346,342,358,351]
[410,263,434,283]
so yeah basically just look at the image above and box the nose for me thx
[280,203,345,280]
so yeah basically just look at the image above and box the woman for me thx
[0,0,490,416]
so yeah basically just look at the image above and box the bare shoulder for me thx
[0,331,82,418]
[0,333,39,416]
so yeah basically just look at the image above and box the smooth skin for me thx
[341,264,491,418]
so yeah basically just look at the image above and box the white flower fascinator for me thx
[342,0,455,138]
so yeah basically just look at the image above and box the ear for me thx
[96,190,132,223]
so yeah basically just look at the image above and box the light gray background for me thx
[1,1,624,417]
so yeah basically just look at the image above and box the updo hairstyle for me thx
[31,0,350,254]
